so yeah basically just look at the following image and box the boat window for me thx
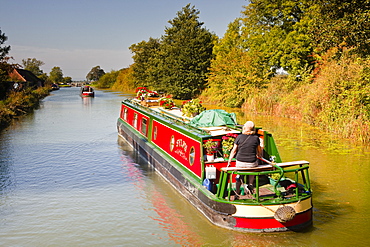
[133,113,138,128]
[153,126,158,140]
[189,146,195,166]
[141,118,147,136]
[123,108,128,120]
[170,135,175,151]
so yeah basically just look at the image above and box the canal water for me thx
[0,87,369,246]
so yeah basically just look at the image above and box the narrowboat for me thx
[80,86,94,97]
[117,97,313,232]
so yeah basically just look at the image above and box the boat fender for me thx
[274,206,296,223]
[202,178,213,192]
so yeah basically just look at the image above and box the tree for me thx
[95,70,119,88]
[86,66,105,81]
[158,4,215,99]
[205,19,266,107]
[0,29,10,60]
[0,29,14,100]
[310,0,370,57]
[64,76,72,84]
[112,66,136,92]
[240,0,315,77]
[49,66,63,83]
[22,58,44,77]
[129,38,161,90]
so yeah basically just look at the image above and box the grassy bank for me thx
[0,87,50,129]
[201,53,370,144]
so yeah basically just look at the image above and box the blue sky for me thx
[1,0,248,80]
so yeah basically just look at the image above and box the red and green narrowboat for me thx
[117,98,313,232]
[80,86,95,97]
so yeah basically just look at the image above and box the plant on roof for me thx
[159,96,175,109]
[136,87,159,99]
[222,133,238,158]
[204,139,218,155]
[181,99,205,117]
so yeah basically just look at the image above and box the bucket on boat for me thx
[205,165,216,179]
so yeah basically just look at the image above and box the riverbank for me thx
[0,87,50,130]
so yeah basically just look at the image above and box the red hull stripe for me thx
[234,209,312,229]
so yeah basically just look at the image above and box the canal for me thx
[0,87,369,246]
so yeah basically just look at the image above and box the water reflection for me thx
[82,96,93,106]
[118,138,203,246]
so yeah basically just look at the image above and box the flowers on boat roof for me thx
[222,133,238,155]
[159,96,175,109]
[136,87,159,99]
[181,98,205,117]
[204,139,218,154]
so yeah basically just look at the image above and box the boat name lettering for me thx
[175,139,188,152]
[174,149,188,161]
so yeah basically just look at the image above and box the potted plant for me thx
[136,87,149,100]
[159,96,175,109]
[221,133,238,160]
[181,99,205,117]
[204,139,218,162]
[136,87,159,100]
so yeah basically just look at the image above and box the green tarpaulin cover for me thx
[189,109,237,127]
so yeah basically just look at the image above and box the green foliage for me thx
[64,76,72,84]
[111,66,136,93]
[158,4,215,99]
[0,87,49,129]
[49,66,64,83]
[311,0,370,57]
[22,58,44,77]
[86,66,105,81]
[240,0,316,77]
[95,70,119,88]
[243,50,370,143]
[129,4,215,99]
[205,19,267,108]
[0,29,10,60]
[181,98,205,117]
[129,38,161,90]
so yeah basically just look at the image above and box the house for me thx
[9,68,44,89]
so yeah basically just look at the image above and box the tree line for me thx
[101,1,370,142]
[1,1,369,142]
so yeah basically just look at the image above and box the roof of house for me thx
[10,68,42,83]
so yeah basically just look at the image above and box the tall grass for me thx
[0,87,49,129]
[240,52,370,143]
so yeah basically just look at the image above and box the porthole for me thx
[189,146,195,166]
[170,135,175,151]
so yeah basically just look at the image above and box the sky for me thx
[1,0,248,81]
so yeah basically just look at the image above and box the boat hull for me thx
[117,118,312,232]
[81,92,94,97]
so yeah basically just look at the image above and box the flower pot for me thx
[222,148,231,160]
[206,154,214,162]
[223,151,230,160]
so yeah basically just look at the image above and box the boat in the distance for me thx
[117,90,313,232]
[80,86,94,97]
